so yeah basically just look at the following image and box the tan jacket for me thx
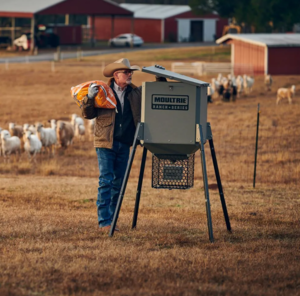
[82,79,141,149]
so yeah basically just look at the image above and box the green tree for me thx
[189,0,300,32]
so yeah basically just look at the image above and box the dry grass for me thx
[83,46,231,63]
[0,47,300,295]
[1,176,300,296]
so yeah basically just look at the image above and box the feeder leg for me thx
[109,123,141,237]
[198,125,214,243]
[132,147,148,229]
[209,135,231,232]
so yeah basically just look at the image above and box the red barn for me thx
[217,34,300,75]
[93,4,228,43]
[0,0,133,47]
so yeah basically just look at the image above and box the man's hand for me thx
[87,83,99,99]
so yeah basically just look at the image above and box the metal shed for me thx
[93,4,228,43]
[0,0,133,49]
[216,34,300,75]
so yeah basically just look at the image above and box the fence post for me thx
[77,46,81,61]
[54,46,61,62]
[253,103,260,188]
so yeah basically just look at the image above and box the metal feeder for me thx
[109,65,231,242]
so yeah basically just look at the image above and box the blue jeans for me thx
[96,141,130,227]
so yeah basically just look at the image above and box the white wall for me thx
[177,18,217,42]
[177,19,190,42]
[203,19,216,42]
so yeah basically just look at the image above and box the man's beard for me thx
[126,78,132,85]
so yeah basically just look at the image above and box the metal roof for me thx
[120,4,191,20]
[0,0,133,17]
[216,34,300,47]
[0,0,63,14]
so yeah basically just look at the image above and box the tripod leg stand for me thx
[109,123,141,237]
[207,123,231,232]
[198,125,214,243]
[132,147,148,229]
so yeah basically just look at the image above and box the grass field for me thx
[0,47,300,296]
[83,46,231,62]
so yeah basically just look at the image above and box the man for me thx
[82,58,141,231]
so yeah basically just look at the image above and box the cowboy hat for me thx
[103,58,140,77]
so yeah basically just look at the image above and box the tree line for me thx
[189,0,300,32]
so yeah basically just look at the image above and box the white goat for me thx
[23,123,29,133]
[276,85,296,105]
[50,119,57,130]
[71,114,85,141]
[222,77,230,90]
[23,130,42,162]
[1,130,21,162]
[236,75,244,97]
[217,73,223,84]
[243,75,255,94]
[229,74,236,87]
[265,74,273,91]
[56,121,74,148]
[36,122,57,156]
[71,114,84,128]
[49,119,59,148]
[75,123,85,140]
[0,127,2,156]
[8,122,23,138]
[23,123,37,135]
[207,86,214,103]
[211,78,220,98]
[227,74,234,80]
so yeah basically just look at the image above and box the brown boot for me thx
[98,225,111,232]
[98,225,120,232]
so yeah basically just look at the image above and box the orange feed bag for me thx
[71,80,117,109]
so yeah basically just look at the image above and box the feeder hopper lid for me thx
[142,65,209,87]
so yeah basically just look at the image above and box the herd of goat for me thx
[0,74,297,162]
[208,73,255,102]
[0,114,95,162]
[208,73,296,104]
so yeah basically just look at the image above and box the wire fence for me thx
[201,125,300,188]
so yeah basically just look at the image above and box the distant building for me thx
[217,34,300,75]
[92,4,228,43]
[0,0,133,47]
[294,24,300,33]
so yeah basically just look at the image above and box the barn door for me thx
[190,20,203,42]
